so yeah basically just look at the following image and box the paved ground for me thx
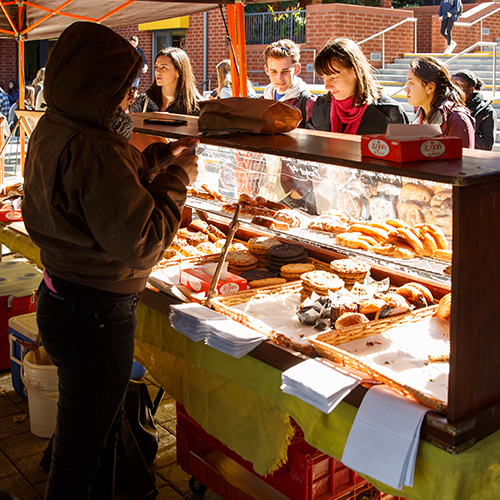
[0,366,223,500]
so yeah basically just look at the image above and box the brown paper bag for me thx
[198,97,302,135]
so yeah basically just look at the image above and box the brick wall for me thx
[0,39,18,92]
[187,3,415,88]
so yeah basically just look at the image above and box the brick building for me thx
[0,0,497,96]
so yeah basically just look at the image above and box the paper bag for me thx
[198,97,302,135]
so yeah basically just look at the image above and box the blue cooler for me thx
[8,312,40,398]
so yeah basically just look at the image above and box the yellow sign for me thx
[139,16,189,31]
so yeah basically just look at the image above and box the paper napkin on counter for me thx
[281,358,361,414]
[342,384,428,490]
[205,318,267,358]
[169,303,228,342]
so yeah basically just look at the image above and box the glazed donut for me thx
[388,228,424,256]
[334,312,369,330]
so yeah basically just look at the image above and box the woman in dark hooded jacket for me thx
[452,69,497,151]
[22,22,199,499]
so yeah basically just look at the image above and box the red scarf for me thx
[330,96,368,134]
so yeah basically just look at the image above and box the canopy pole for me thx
[236,2,247,97]
[19,36,26,176]
[226,4,240,97]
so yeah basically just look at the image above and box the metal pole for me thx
[493,45,496,98]
[203,12,208,93]
[414,19,417,54]
[382,32,385,70]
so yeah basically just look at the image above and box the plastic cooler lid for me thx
[0,260,42,297]
[8,312,38,340]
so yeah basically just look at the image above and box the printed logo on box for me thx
[421,140,445,157]
[368,139,390,157]
[220,282,240,295]
[188,276,202,292]
[5,211,22,220]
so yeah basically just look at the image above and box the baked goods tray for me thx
[309,305,449,413]
[186,196,451,285]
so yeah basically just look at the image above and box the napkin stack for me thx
[341,385,428,490]
[170,303,268,357]
[169,303,227,342]
[281,359,361,413]
[205,318,268,358]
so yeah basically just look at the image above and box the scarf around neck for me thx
[330,95,367,134]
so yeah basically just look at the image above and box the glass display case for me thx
[130,112,500,455]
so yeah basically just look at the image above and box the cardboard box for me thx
[0,208,22,222]
[361,134,462,163]
[180,267,247,296]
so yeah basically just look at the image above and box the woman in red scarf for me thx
[307,38,408,134]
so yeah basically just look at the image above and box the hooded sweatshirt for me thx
[22,22,190,293]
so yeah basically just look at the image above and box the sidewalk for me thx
[0,366,222,500]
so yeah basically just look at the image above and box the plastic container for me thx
[22,347,59,438]
[0,260,42,370]
[176,403,379,500]
[9,312,39,397]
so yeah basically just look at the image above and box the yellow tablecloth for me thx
[2,224,500,499]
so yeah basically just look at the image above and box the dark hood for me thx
[44,21,142,129]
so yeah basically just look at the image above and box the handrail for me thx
[455,6,500,27]
[357,17,417,69]
[389,41,498,99]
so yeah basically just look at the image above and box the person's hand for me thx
[439,16,443,21]
[447,12,451,17]
[142,65,148,74]
[170,136,200,158]
[173,152,199,186]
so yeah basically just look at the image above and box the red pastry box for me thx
[180,265,247,296]
[361,123,462,163]
[0,197,22,222]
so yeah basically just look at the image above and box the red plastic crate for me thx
[176,403,381,500]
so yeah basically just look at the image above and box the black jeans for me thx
[441,17,455,45]
[36,280,138,500]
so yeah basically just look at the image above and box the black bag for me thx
[115,381,159,500]
[41,381,159,500]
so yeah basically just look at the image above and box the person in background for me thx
[0,87,11,120]
[131,47,201,115]
[262,39,318,213]
[307,37,408,135]
[439,0,462,54]
[8,85,35,131]
[212,59,257,99]
[7,80,18,106]
[262,39,316,128]
[32,67,45,103]
[405,56,475,148]
[22,21,199,499]
[129,35,148,89]
[452,69,496,150]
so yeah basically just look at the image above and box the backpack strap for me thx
[297,89,312,128]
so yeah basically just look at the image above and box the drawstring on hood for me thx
[44,22,142,130]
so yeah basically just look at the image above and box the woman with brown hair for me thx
[131,47,201,115]
[405,56,475,148]
[307,37,408,134]
[212,59,257,99]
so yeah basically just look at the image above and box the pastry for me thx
[385,218,411,229]
[301,270,344,295]
[399,183,434,203]
[348,223,389,242]
[335,232,378,251]
[372,242,415,259]
[388,227,424,255]
[251,215,289,231]
[248,277,287,288]
[436,293,451,320]
[433,249,452,262]
[334,312,369,330]
[329,258,370,290]
[248,237,281,255]
[330,302,359,323]
[337,191,363,219]
[397,201,425,226]
[414,223,448,250]
[396,283,432,308]
[368,196,396,221]
[359,298,386,315]
[273,209,303,228]
[197,241,219,254]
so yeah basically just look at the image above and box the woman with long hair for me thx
[131,47,201,115]
[405,56,475,148]
[213,59,257,99]
[307,37,408,134]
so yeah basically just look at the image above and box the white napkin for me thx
[341,385,428,490]
[281,359,361,414]
[205,318,267,358]
[169,303,228,342]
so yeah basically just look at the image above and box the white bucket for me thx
[21,347,59,438]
